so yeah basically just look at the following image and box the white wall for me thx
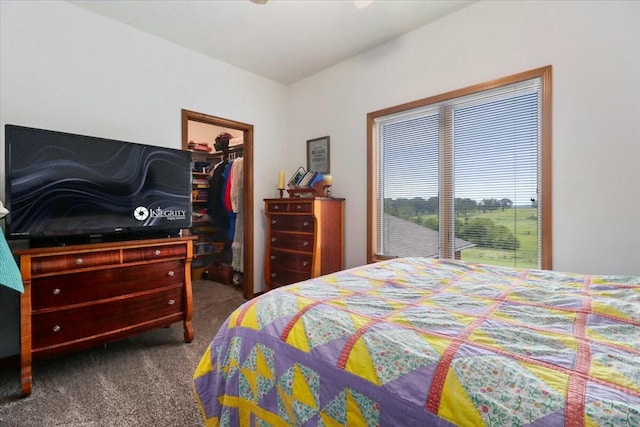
[0,0,289,357]
[1,0,639,358]
[288,0,640,277]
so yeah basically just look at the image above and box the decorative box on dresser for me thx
[264,197,344,290]
[13,236,196,396]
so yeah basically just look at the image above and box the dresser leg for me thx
[183,263,194,343]
[21,367,32,397]
[20,283,33,397]
[183,320,194,343]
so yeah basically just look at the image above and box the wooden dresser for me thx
[14,236,196,396]
[264,198,344,290]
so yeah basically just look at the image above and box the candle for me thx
[278,171,285,189]
[323,174,333,185]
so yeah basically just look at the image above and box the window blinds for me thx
[375,78,542,268]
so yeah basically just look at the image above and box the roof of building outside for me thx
[383,213,475,258]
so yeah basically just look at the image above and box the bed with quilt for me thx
[193,257,640,426]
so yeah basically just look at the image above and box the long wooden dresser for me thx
[14,236,196,396]
[264,197,344,290]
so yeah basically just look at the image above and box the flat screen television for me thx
[4,124,192,246]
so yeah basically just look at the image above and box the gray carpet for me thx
[0,280,247,427]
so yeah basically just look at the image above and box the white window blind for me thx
[374,77,543,269]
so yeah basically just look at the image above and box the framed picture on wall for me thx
[306,136,330,173]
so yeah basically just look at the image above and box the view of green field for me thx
[459,207,538,268]
[416,207,538,269]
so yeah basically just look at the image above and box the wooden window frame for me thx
[366,66,552,269]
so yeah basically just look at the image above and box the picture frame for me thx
[306,136,330,173]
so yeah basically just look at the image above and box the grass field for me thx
[417,207,539,269]
[460,207,538,268]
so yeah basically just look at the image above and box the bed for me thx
[193,257,640,426]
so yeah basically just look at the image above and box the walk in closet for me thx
[181,109,254,299]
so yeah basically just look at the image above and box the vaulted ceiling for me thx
[67,0,476,85]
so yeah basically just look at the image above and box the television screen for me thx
[5,125,192,244]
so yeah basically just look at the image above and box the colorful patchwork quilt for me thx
[193,258,640,426]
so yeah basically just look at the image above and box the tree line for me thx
[385,196,516,218]
[385,197,521,251]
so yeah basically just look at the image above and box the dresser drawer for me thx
[31,250,121,276]
[270,231,314,252]
[287,202,312,213]
[270,215,314,232]
[266,202,290,213]
[32,287,184,350]
[31,261,184,310]
[269,250,312,274]
[122,243,187,263]
[266,201,313,213]
[268,269,311,288]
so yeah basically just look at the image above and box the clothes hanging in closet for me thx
[221,161,236,242]
[207,154,244,273]
[230,157,244,273]
[207,159,230,232]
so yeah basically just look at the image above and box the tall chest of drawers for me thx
[264,198,344,290]
[14,236,196,396]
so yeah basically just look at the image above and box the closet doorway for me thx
[181,109,254,299]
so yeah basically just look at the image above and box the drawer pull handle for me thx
[168,299,175,305]
[272,219,276,224]
[302,261,308,267]
[53,325,61,332]
[271,237,276,242]
[270,255,275,260]
[76,258,83,265]
[53,288,61,295]
[274,205,280,210]
[303,241,309,246]
[303,221,309,226]
[155,249,161,256]
[167,271,175,276]
[296,205,302,210]
[271,273,276,278]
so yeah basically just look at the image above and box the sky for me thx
[381,91,539,207]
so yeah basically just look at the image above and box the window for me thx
[367,66,552,269]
